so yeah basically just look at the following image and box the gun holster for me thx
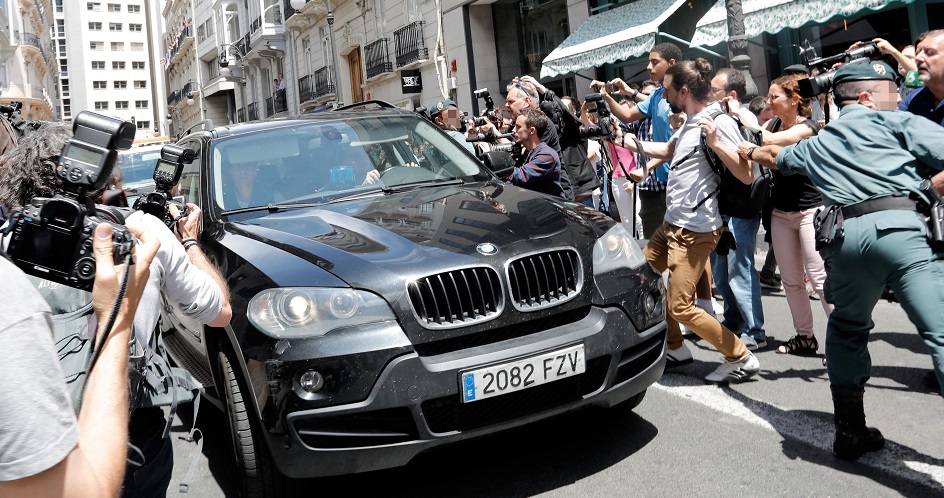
[813,205,844,251]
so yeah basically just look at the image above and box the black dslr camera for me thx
[6,112,136,290]
[473,88,504,125]
[579,93,616,139]
[133,144,195,228]
[798,40,879,98]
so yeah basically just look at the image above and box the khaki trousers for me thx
[645,222,750,362]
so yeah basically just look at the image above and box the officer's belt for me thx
[840,195,917,219]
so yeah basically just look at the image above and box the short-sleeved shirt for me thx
[899,86,944,127]
[508,141,564,198]
[0,257,78,481]
[635,87,672,181]
[766,117,823,212]
[777,104,944,207]
[664,103,742,232]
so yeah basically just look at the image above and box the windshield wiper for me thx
[221,188,388,215]
[381,178,465,194]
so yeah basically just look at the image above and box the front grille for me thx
[412,306,591,357]
[613,331,666,386]
[507,249,581,311]
[294,408,418,449]
[421,357,608,433]
[408,267,503,329]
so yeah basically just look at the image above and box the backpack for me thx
[685,109,772,217]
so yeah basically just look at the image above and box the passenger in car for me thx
[223,160,285,208]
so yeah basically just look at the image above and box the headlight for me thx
[592,223,647,274]
[248,288,396,339]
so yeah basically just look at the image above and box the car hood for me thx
[227,182,609,287]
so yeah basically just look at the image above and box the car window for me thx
[178,139,202,205]
[211,116,489,212]
[117,146,164,186]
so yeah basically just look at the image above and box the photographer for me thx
[611,58,761,385]
[516,76,600,207]
[0,122,232,496]
[0,220,160,497]
[744,61,944,459]
[507,108,564,198]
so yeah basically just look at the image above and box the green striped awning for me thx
[690,0,915,48]
[540,0,688,78]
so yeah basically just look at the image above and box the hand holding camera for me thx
[133,144,195,229]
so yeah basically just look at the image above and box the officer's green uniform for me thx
[776,63,944,396]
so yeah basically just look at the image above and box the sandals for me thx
[777,334,818,355]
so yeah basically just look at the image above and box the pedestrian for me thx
[615,58,761,384]
[744,61,944,459]
[758,74,834,355]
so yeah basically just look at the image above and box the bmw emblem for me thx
[476,243,499,255]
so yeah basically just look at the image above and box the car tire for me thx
[218,348,286,498]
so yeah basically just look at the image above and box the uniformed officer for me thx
[744,61,944,460]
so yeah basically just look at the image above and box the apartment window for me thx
[92,61,105,69]
[108,3,120,12]
[94,101,109,110]
[129,23,143,32]
[90,41,103,51]
[128,4,140,13]
[114,81,127,89]
[109,23,122,31]
[115,101,129,109]
[136,120,150,130]
[131,43,144,52]
[87,2,101,11]
[93,81,107,89]
[134,80,147,89]
[113,61,125,69]
[132,61,145,70]
[89,22,102,31]
[111,42,124,51]
[135,100,148,109]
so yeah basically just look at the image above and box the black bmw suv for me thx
[162,102,666,496]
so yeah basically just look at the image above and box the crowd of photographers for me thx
[2,25,944,496]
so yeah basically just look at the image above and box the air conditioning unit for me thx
[446,77,458,91]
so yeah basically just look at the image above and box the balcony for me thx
[394,21,428,68]
[267,89,287,115]
[168,25,194,66]
[237,107,246,123]
[313,66,335,99]
[167,90,181,107]
[247,102,259,121]
[298,74,313,103]
[365,38,393,79]
[14,30,47,63]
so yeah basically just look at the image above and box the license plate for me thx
[460,344,586,403]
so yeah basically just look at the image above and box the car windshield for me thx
[118,146,165,186]
[211,115,490,212]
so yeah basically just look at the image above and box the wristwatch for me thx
[746,146,758,160]
[629,89,639,100]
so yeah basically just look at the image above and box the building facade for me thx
[0,0,58,121]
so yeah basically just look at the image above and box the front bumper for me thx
[266,306,666,478]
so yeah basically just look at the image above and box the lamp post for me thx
[218,43,249,124]
[725,0,757,99]
[326,0,342,105]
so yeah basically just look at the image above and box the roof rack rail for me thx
[184,118,215,137]
[334,100,397,111]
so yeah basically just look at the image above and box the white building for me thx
[59,0,166,140]
[0,0,58,121]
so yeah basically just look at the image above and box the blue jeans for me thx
[711,215,766,341]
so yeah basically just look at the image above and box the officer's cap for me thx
[833,61,897,86]
[429,98,458,118]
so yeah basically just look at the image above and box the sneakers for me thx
[704,352,760,384]
[665,343,694,368]
[759,272,782,290]
[740,333,767,351]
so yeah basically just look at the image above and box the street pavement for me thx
[166,264,944,497]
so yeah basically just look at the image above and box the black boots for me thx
[831,386,885,460]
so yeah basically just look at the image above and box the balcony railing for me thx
[313,66,335,99]
[365,38,393,79]
[282,0,296,19]
[237,107,246,123]
[167,90,181,107]
[263,2,282,24]
[394,21,428,68]
[182,81,198,97]
[247,102,259,121]
[298,74,313,103]
[250,16,262,34]
[14,30,47,62]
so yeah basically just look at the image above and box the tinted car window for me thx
[211,116,488,211]
[118,146,164,186]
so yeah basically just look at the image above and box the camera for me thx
[6,111,136,290]
[0,101,41,137]
[474,88,504,124]
[798,40,879,97]
[133,144,195,228]
[466,131,513,143]
[579,93,616,139]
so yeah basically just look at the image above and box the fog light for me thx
[644,291,658,314]
[299,370,325,393]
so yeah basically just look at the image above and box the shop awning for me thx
[540,0,688,79]
[690,0,915,48]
